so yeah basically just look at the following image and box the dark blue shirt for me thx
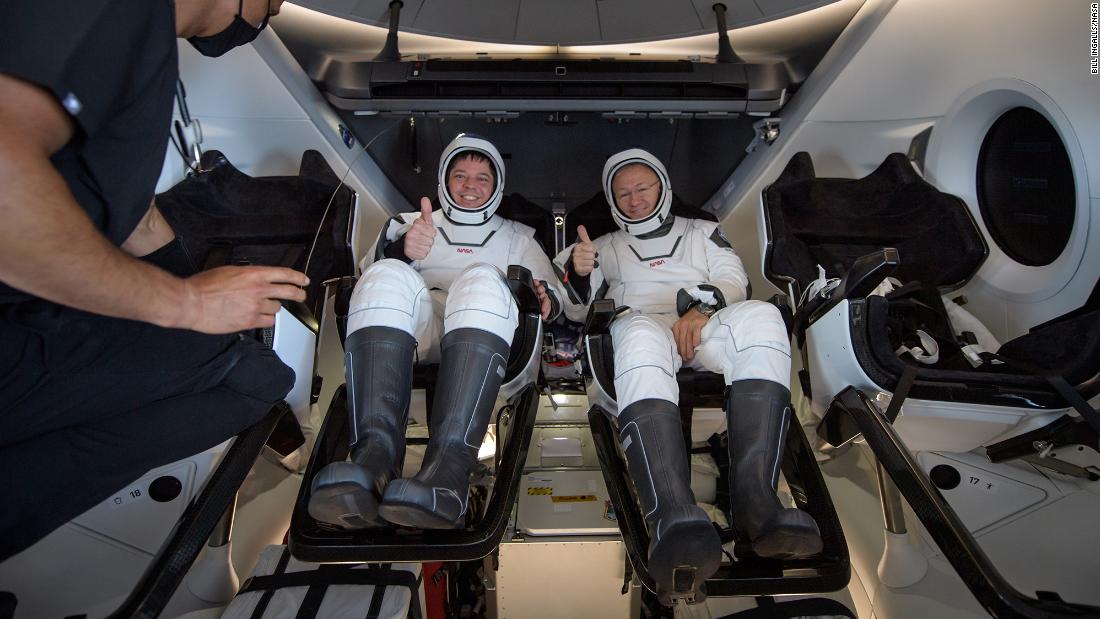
[0,0,178,303]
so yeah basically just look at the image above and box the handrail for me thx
[828,387,1100,618]
[106,404,287,619]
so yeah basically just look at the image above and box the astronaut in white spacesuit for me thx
[309,134,561,530]
[556,148,822,602]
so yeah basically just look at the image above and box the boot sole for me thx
[308,482,386,529]
[752,526,824,559]
[750,511,824,559]
[648,519,722,606]
[378,500,462,530]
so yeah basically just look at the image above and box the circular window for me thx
[976,107,1075,267]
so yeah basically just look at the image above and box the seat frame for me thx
[288,266,544,563]
[580,300,851,600]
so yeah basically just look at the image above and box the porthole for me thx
[976,107,1075,267]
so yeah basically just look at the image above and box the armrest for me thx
[584,299,619,336]
[836,248,900,301]
[806,248,899,327]
[280,300,319,335]
[506,265,540,315]
[767,293,794,337]
[324,276,358,348]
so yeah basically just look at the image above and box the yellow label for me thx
[527,487,553,495]
[550,494,599,503]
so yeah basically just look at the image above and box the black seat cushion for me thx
[997,309,1100,386]
[156,150,355,318]
[861,297,1100,403]
[762,152,986,300]
[497,193,556,256]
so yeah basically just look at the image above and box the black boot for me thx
[308,326,416,529]
[379,328,510,529]
[619,399,721,606]
[726,379,822,558]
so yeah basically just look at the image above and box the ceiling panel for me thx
[308,0,360,14]
[411,0,521,43]
[516,0,602,45]
[595,0,704,43]
[290,0,846,45]
[755,0,837,18]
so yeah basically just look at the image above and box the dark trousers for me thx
[0,301,294,560]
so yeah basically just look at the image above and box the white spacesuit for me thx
[310,134,561,530]
[556,148,821,604]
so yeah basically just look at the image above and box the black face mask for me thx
[188,0,271,58]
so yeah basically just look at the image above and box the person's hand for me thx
[671,307,711,361]
[571,225,598,276]
[178,265,309,333]
[404,197,436,261]
[534,279,552,320]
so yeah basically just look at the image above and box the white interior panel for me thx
[717,0,1099,340]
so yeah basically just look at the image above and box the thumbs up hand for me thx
[404,197,437,261]
[571,225,598,277]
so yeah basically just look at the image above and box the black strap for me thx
[365,563,391,619]
[884,363,919,423]
[240,561,423,619]
[716,596,856,619]
[295,574,330,619]
[249,547,292,619]
[620,554,633,595]
[981,352,1100,435]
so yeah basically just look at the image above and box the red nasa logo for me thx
[649,259,665,268]
[457,248,473,254]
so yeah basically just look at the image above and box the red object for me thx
[422,562,447,619]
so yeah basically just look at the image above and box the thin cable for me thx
[302,121,401,277]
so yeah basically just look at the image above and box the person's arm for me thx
[0,74,307,333]
[368,199,434,267]
[553,239,605,324]
[120,200,176,258]
[670,224,749,361]
[681,223,749,312]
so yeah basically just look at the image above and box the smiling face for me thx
[611,163,661,221]
[446,154,496,210]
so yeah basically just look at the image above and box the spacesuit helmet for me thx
[437,134,506,225]
[603,148,672,236]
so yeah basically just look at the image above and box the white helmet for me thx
[437,133,505,225]
[603,148,672,236]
